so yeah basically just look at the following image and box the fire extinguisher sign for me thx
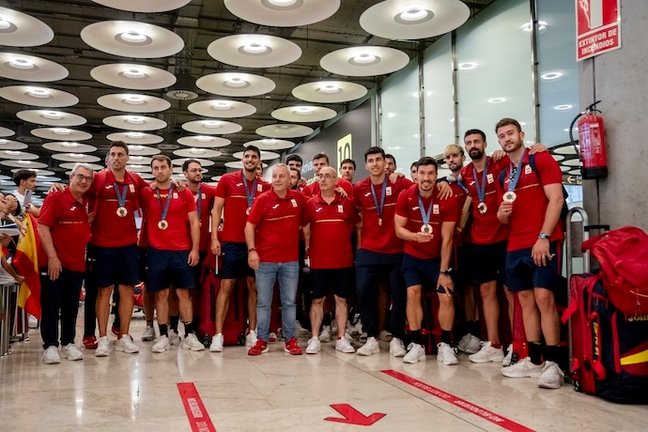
[576,0,621,61]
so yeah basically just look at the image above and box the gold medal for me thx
[116,206,128,217]
[477,202,487,214]
[157,220,169,230]
[420,224,432,234]
[503,191,517,203]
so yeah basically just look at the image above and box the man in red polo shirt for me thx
[302,166,356,355]
[245,164,305,356]
[210,146,270,352]
[141,155,203,353]
[39,163,94,364]
[354,146,413,357]
[495,118,565,389]
[301,152,353,199]
[395,157,458,364]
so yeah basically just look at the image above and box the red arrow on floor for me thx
[324,403,386,426]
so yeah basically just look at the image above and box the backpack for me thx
[581,226,648,317]
[498,153,569,229]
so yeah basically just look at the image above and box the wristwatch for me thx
[538,232,550,240]
[440,268,453,276]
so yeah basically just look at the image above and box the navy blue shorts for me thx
[91,244,140,288]
[309,267,353,299]
[505,242,562,292]
[401,254,450,294]
[470,241,507,285]
[221,242,255,280]
[146,248,195,292]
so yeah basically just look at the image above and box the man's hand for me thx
[334,186,348,198]
[187,250,200,267]
[211,238,222,256]
[47,183,66,194]
[436,181,453,199]
[14,274,25,285]
[248,250,260,271]
[528,143,548,154]
[497,201,513,223]
[47,256,62,281]
[531,239,552,267]
[412,232,433,243]
[492,150,507,161]
[437,274,454,297]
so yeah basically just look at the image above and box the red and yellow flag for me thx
[14,213,41,319]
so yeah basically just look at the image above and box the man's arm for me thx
[38,223,62,280]
[210,196,225,255]
[244,221,259,270]
[187,210,200,266]
[532,183,563,267]
[438,221,456,296]
[394,214,432,243]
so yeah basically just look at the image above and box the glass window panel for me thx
[423,34,454,158]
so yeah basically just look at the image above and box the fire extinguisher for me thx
[569,100,608,179]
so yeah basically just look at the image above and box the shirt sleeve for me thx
[441,197,459,223]
[535,152,563,186]
[183,188,197,213]
[215,176,228,199]
[395,191,409,218]
[38,192,59,227]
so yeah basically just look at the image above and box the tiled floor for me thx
[1,312,646,431]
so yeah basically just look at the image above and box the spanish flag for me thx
[14,213,41,319]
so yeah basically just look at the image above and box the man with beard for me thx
[495,118,565,389]
[395,157,458,364]
[210,146,270,352]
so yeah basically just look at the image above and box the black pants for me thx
[40,268,84,349]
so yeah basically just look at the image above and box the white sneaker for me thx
[403,343,426,364]
[210,333,224,352]
[141,325,156,341]
[502,344,513,367]
[269,332,278,343]
[349,320,363,336]
[469,342,504,364]
[95,336,110,357]
[305,337,321,354]
[538,361,565,389]
[246,330,258,347]
[115,334,139,354]
[168,329,180,346]
[344,330,354,341]
[319,326,332,342]
[502,357,543,378]
[457,333,482,354]
[379,329,393,342]
[389,337,407,357]
[42,346,61,364]
[152,335,170,353]
[437,342,459,365]
[182,333,205,351]
[335,337,355,353]
[357,336,380,356]
[62,343,84,361]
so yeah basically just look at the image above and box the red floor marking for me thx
[177,382,217,432]
[381,370,535,432]
[324,403,387,426]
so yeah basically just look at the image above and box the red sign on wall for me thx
[576,0,621,61]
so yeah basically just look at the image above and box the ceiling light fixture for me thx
[212,101,232,110]
[554,104,574,111]
[123,95,146,105]
[117,30,151,45]
[42,111,62,119]
[121,68,147,79]
[541,72,563,80]
[458,62,478,70]
[294,106,314,115]
[126,116,145,124]
[53,128,71,135]
[69,153,84,159]
[126,132,144,139]
[395,6,433,24]
[129,145,144,151]
[241,42,270,55]
[189,148,206,154]
[267,0,298,7]
[4,150,20,156]
[8,57,34,70]
[203,121,222,129]
[487,97,507,104]
[61,142,79,148]
[26,88,51,99]
[224,77,249,88]
[351,53,377,65]
[0,15,12,30]
[317,84,341,94]
[195,135,214,142]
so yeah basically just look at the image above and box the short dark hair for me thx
[286,154,303,165]
[417,156,438,171]
[182,159,201,172]
[340,158,356,169]
[312,152,329,163]
[464,129,486,142]
[12,169,37,186]
[385,154,397,166]
[109,140,129,155]
[244,145,261,158]
[364,146,385,162]
[410,161,419,170]
[495,118,522,133]
[150,154,172,168]
[289,167,301,180]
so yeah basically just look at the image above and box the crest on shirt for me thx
[487,173,494,183]
[173,192,178,199]
[386,186,392,196]
[129,184,135,193]
[290,199,298,207]
[337,205,343,213]
[433,204,440,215]
[525,165,532,175]
[257,184,263,192]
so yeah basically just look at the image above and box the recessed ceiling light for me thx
[203,121,222,129]
[8,57,34,70]
[42,111,63,119]
[27,88,51,98]
[121,68,147,79]
[123,95,146,105]
[318,84,341,94]
[61,142,79,148]
[241,43,271,55]
[0,139,6,144]
[212,101,232,110]
[117,30,151,45]
[0,16,12,30]
[126,132,144,139]
[129,145,144,151]
[70,153,84,159]
[458,62,478,70]
[126,116,145,124]
[294,106,314,115]
[225,77,248,88]
[554,104,574,111]
[19,160,32,165]
[189,148,206,154]
[395,6,433,24]
[521,20,548,32]
[195,135,214,142]
[352,53,377,64]
[130,156,144,162]
[4,150,21,156]
[541,72,563,80]
[487,97,507,104]
[53,128,71,135]
[267,0,298,6]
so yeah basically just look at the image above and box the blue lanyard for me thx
[508,149,528,192]
[195,184,202,219]
[417,192,433,225]
[370,179,387,220]
[156,185,174,222]
[242,172,258,209]
[472,162,489,203]
[114,182,128,208]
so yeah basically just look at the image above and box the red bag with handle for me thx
[581,226,648,317]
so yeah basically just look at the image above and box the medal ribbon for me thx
[114,182,128,209]
[195,184,202,219]
[156,185,174,223]
[472,163,489,203]
[242,172,258,210]
[370,179,387,221]
[508,149,528,192]
[417,192,433,227]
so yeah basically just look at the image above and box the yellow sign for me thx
[337,134,352,168]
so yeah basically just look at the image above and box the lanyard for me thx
[370,179,387,221]
[417,192,433,226]
[472,163,489,203]
[195,184,202,219]
[508,149,528,192]
[242,172,258,209]
[156,185,174,222]
[114,182,128,208]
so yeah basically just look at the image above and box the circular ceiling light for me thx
[350,53,379,66]
[90,0,191,13]
[541,71,563,80]
[240,42,271,55]
[207,34,301,68]
[91,63,176,90]
[43,141,97,153]
[182,120,242,135]
[0,85,78,107]
[26,87,51,98]
[320,46,409,77]
[107,131,163,144]
[30,127,89,141]
[0,139,27,150]
[0,53,68,82]
[98,93,171,113]
[224,0,340,27]
[8,57,33,70]
[177,136,232,148]
[225,77,248,88]
[272,105,336,123]
[196,72,275,97]
[318,84,341,94]
[245,138,295,151]
[121,68,148,79]
[292,81,367,103]
[360,0,469,40]
[1,160,47,169]
[458,62,478,70]
[0,7,54,46]
[188,99,256,118]
[103,115,167,131]
[80,21,184,58]
[17,110,86,127]
[173,148,222,158]
[256,123,314,138]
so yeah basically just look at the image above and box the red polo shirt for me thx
[353,175,412,254]
[141,187,196,251]
[461,157,509,245]
[215,171,270,243]
[498,151,564,251]
[39,188,91,272]
[247,189,305,263]
[191,183,217,252]
[395,184,458,260]
[303,192,357,269]
[302,178,354,200]
[88,169,149,248]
